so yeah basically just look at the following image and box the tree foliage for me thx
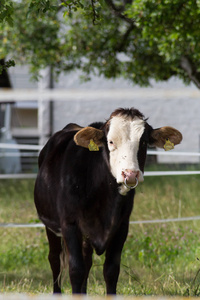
[1,0,200,87]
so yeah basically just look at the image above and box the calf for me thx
[34,107,182,294]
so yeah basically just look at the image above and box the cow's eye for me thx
[108,140,116,151]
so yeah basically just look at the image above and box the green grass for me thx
[0,171,200,295]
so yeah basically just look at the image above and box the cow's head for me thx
[74,108,182,195]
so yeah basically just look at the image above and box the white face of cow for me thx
[107,115,145,189]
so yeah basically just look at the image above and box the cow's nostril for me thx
[122,169,140,183]
[136,170,140,179]
[121,170,128,180]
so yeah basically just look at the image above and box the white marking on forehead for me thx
[108,115,145,142]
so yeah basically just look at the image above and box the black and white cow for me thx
[34,107,182,294]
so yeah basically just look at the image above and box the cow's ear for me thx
[149,126,183,149]
[74,127,104,149]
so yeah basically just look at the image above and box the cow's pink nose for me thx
[121,169,139,185]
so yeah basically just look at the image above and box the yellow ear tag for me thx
[88,139,99,151]
[164,138,174,151]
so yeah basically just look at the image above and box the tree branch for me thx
[180,56,200,89]
[104,0,134,24]
[116,23,135,52]
[91,0,99,25]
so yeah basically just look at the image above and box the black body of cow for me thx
[34,108,182,294]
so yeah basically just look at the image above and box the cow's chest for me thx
[79,216,111,254]
[77,196,128,255]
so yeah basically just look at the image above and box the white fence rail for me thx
[1,170,200,180]
[1,142,200,156]
[0,296,198,300]
[0,143,41,151]
[0,143,200,178]
[0,88,200,102]
[1,216,200,228]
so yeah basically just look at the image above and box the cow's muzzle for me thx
[121,169,139,189]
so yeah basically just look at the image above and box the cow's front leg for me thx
[62,223,85,294]
[81,239,93,293]
[46,227,62,294]
[103,222,129,294]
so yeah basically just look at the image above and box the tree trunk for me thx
[0,59,12,88]
[180,56,200,89]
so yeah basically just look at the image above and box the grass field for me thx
[0,167,200,295]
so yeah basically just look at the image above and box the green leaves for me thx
[27,0,58,15]
[61,0,84,11]
[1,0,200,86]
[124,0,200,85]
[0,59,15,74]
[0,0,14,26]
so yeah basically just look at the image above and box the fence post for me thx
[38,68,51,146]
